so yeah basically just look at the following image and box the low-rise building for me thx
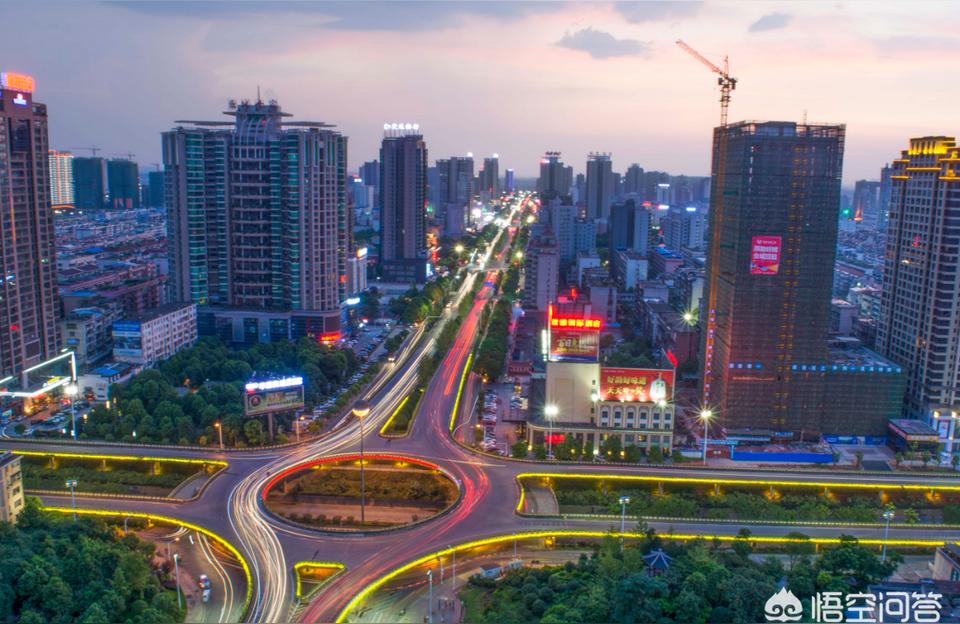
[78,361,138,403]
[0,452,24,524]
[650,247,683,277]
[113,303,197,366]
[613,250,649,292]
[639,300,698,367]
[61,305,121,366]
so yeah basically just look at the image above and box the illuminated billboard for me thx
[750,236,781,275]
[547,306,602,362]
[549,331,600,362]
[244,376,305,417]
[599,367,675,403]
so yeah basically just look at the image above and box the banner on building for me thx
[749,236,781,275]
[599,367,675,402]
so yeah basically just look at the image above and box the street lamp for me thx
[65,479,78,522]
[173,552,182,609]
[65,383,79,439]
[296,415,305,443]
[426,568,434,624]
[682,310,696,326]
[353,401,371,525]
[454,243,464,255]
[544,404,558,459]
[619,496,631,534]
[214,421,223,449]
[700,409,713,465]
[881,507,895,561]
[448,545,456,591]
[514,250,523,261]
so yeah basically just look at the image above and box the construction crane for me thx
[112,152,136,162]
[675,40,738,407]
[69,146,101,156]
[675,39,737,128]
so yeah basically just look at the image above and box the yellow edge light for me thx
[42,506,251,616]
[449,353,473,432]
[12,449,228,469]
[379,396,411,436]
[335,530,943,622]
[293,561,346,599]
[517,472,960,492]
[515,483,526,512]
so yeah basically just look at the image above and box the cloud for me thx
[557,27,651,59]
[748,12,792,32]
[107,0,565,31]
[616,1,702,23]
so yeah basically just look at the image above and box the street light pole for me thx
[66,479,78,522]
[700,409,713,465]
[619,496,631,534]
[173,553,182,609]
[214,421,223,449]
[882,508,895,561]
[66,383,78,439]
[449,545,456,591]
[427,569,433,624]
[353,401,371,525]
[544,404,558,459]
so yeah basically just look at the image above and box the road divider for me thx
[293,561,345,600]
[40,505,252,620]
[335,529,947,622]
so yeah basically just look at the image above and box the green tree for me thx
[244,419,263,446]
[511,440,528,460]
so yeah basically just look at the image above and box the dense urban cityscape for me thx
[1,2,960,623]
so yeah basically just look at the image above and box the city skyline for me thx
[1,1,957,183]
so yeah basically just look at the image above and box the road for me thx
[5,194,960,623]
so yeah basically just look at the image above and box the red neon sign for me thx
[319,332,341,343]
[550,317,601,330]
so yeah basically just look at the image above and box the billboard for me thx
[599,367,675,403]
[749,236,781,275]
[549,330,600,362]
[244,377,305,417]
[112,320,144,361]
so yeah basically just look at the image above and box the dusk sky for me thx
[2,0,958,184]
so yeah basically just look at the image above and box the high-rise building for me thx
[581,153,613,220]
[480,155,499,197]
[0,452,23,524]
[163,98,350,342]
[147,170,164,208]
[379,125,428,283]
[505,168,515,193]
[48,149,74,210]
[538,152,572,198]
[609,199,650,255]
[852,179,881,227]
[878,164,893,231]
[521,230,559,311]
[701,121,903,437]
[624,164,643,195]
[435,155,474,227]
[107,158,140,209]
[0,72,61,377]
[660,206,707,251]
[73,156,107,210]
[878,137,960,443]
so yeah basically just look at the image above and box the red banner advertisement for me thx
[750,236,781,275]
[599,367,675,403]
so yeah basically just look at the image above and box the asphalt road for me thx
[5,194,960,623]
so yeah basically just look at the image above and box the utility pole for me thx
[66,479,78,522]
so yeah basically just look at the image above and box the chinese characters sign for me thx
[750,235,782,275]
[549,331,600,362]
[599,367,674,403]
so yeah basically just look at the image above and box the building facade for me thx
[163,98,350,341]
[113,303,197,366]
[48,149,74,210]
[379,127,428,283]
[0,452,23,524]
[538,152,572,199]
[521,231,559,311]
[0,72,61,379]
[73,156,106,210]
[610,199,650,255]
[586,152,614,221]
[701,121,902,436]
[877,137,960,446]
[107,158,140,210]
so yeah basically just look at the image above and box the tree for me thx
[511,440,528,460]
[854,450,865,469]
[533,444,547,461]
[647,446,664,464]
[556,437,580,461]
[244,419,263,446]
[600,436,622,461]
[952,453,959,471]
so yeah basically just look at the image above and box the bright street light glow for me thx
[700,409,713,420]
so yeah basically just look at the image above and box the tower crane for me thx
[675,40,737,128]
[69,146,101,156]
[675,39,738,406]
